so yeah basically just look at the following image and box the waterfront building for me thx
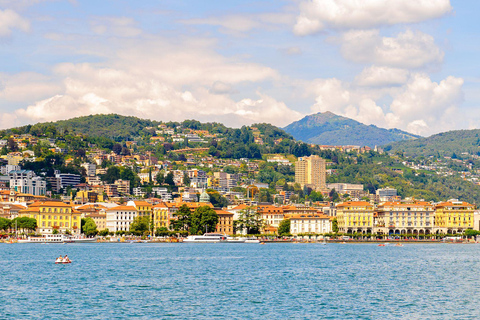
[295,155,326,191]
[214,209,234,235]
[76,204,107,231]
[153,202,170,229]
[288,213,331,235]
[105,205,138,233]
[127,200,153,218]
[257,205,284,232]
[375,200,434,236]
[18,201,82,235]
[336,201,374,234]
[434,199,474,234]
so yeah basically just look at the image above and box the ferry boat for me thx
[18,234,97,243]
[18,234,70,243]
[64,237,98,243]
[183,233,229,243]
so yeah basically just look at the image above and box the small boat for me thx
[378,244,385,247]
[55,258,72,264]
[259,242,266,245]
[395,243,403,247]
[244,239,260,244]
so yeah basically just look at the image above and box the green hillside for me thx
[284,111,419,147]
[385,129,480,157]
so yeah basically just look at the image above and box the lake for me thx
[1,243,480,319]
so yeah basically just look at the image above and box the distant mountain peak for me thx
[283,111,419,147]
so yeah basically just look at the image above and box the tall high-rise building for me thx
[295,155,326,191]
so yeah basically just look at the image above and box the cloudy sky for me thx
[0,0,477,136]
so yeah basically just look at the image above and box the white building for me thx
[9,170,46,195]
[82,163,97,177]
[1,165,20,175]
[288,213,331,235]
[105,205,138,233]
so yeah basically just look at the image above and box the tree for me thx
[329,189,340,202]
[235,207,264,235]
[12,217,37,233]
[99,229,110,237]
[155,227,170,237]
[190,206,219,235]
[332,218,339,233]
[156,172,165,185]
[0,217,11,231]
[130,216,151,236]
[278,219,291,236]
[183,173,191,186]
[170,204,191,231]
[165,172,175,186]
[7,137,18,152]
[112,143,122,155]
[206,189,229,208]
[82,217,98,236]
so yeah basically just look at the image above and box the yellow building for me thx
[215,209,234,235]
[153,202,170,229]
[434,199,474,234]
[295,155,326,191]
[375,200,434,236]
[127,200,153,218]
[18,201,82,235]
[336,201,374,234]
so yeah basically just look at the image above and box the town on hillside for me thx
[0,118,480,241]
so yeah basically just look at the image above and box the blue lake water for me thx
[1,243,480,319]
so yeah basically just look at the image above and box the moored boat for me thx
[183,233,228,243]
[18,234,70,243]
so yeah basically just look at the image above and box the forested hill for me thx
[284,111,419,147]
[7,114,160,141]
[385,129,480,157]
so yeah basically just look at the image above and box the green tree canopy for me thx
[81,217,98,236]
[234,207,264,235]
[278,219,291,236]
[206,189,229,208]
[190,206,219,235]
[170,204,191,231]
[130,216,151,236]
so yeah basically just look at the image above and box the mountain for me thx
[384,129,480,157]
[283,111,419,147]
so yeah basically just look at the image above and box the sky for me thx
[0,0,478,137]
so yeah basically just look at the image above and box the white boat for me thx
[17,234,70,243]
[66,237,97,243]
[244,239,260,243]
[183,233,228,243]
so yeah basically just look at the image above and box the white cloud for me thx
[0,72,62,102]
[5,34,301,129]
[0,9,29,37]
[308,73,464,136]
[355,66,409,87]
[340,29,444,69]
[294,0,452,35]
[390,74,464,135]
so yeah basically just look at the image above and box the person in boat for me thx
[64,255,70,262]
[56,255,63,263]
